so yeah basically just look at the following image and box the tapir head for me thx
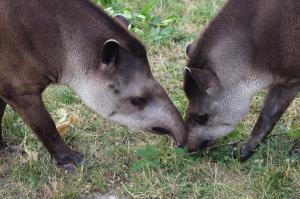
[67,16,187,147]
[183,41,268,152]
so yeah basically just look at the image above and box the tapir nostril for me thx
[151,127,170,135]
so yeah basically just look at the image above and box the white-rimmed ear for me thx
[188,68,219,95]
[185,66,192,74]
[101,39,120,68]
[115,14,129,29]
[185,42,193,58]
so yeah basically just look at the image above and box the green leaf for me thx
[132,28,144,36]
[288,123,300,138]
[141,0,157,17]
[136,14,146,21]
[132,160,146,171]
[104,7,115,16]
[161,17,176,26]
[122,10,133,19]
[151,16,162,26]
[148,158,161,167]
[135,144,160,159]
[175,147,188,156]
[98,0,112,6]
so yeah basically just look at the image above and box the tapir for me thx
[184,0,300,161]
[0,0,187,169]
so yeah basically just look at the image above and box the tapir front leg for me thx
[0,99,7,150]
[237,85,300,162]
[3,94,83,168]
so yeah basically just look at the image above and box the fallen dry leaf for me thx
[56,115,79,136]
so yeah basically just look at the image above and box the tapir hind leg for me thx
[3,94,83,169]
[236,85,300,162]
[0,98,7,150]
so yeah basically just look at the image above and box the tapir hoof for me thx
[52,148,84,171]
[233,145,254,162]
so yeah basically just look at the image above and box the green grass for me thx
[0,0,299,198]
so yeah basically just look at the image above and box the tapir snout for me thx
[97,73,188,148]
[147,98,187,147]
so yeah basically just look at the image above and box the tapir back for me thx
[253,0,300,79]
[190,0,300,81]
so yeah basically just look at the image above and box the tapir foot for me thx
[52,147,84,171]
[289,143,300,156]
[233,144,255,162]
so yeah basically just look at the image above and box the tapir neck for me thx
[193,0,280,93]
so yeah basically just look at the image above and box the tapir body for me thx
[184,0,300,160]
[0,0,187,168]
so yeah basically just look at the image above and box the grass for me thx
[0,0,299,198]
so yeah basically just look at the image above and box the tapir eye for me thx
[130,97,147,107]
[195,114,209,125]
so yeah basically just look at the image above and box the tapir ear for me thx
[185,42,193,58]
[101,39,120,68]
[115,14,129,29]
[185,67,219,95]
